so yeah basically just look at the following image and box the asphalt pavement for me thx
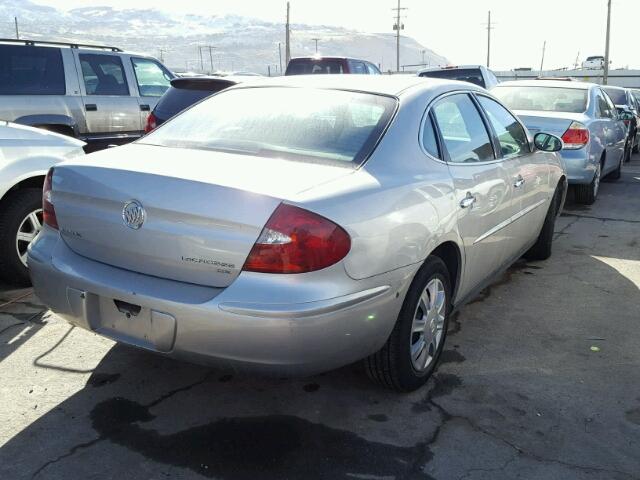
[1,154,639,480]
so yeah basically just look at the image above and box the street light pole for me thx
[603,0,612,85]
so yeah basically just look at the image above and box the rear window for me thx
[286,59,345,75]
[493,86,588,113]
[0,45,65,95]
[602,88,627,106]
[419,68,485,88]
[140,87,397,165]
[154,86,224,118]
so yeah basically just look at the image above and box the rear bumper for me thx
[28,228,414,375]
[560,148,596,184]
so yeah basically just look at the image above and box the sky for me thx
[34,0,640,70]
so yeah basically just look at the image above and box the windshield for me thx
[493,86,588,113]
[419,69,485,88]
[602,88,626,106]
[140,87,397,164]
[286,59,345,75]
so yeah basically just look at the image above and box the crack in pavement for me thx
[29,371,213,479]
[554,215,581,239]
[0,322,24,336]
[561,213,640,225]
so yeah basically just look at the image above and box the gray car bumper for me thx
[28,228,414,375]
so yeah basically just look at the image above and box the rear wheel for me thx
[524,185,561,261]
[574,163,601,205]
[0,188,43,286]
[365,256,451,392]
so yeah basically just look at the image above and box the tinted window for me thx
[80,54,129,96]
[141,87,397,165]
[432,94,495,163]
[493,86,587,113]
[419,68,485,88]
[0,45,65,95]
[421,115,440,159]
[366,63,381,75]
[349,61,367,74]
[596,90,614,118]
[285,59,344,75]
[154,86,225,119]
[602,87,627,106]
[131,57,173,97]
[477,96,529,157]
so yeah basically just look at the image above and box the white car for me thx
[582,56,605,70]
[0,122,85,285]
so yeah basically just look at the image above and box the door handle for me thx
[514,175,525,188]
[459,192,476,209]
[85,104,97,111]
[140,104,150,111]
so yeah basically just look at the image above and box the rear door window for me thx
[596,90,614,118]
[79,54,129,96]
[432,93,495,163]
[0,45,65,95]
[366,62,381,75]
[421,115,440,159]
[131,57,173,97]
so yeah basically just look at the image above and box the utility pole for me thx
[392,0,407,73]
[486,11,492,68]
[311,38,320,53]
[539,40,546,75]
[198,46,204,72]
[158,48,166,63]
[285,2,291,65]
[603,0,612,85]
[278,42,283,73]
[206,46,216,73]
[14,17,19,40]
[421,49,426,66]
[574,51,580,70]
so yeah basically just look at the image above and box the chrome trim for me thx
[474,198,547,245]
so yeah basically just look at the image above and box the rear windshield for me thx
[140,87,397,164]
[493,86,588,113]
[586,56,604,61]
[286,59,345,75]
[419,68,485,88]
[0,45,65,95]
[602,88,626,106]
[154,85,225,118]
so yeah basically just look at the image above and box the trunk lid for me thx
[51,144,354,287]
[513,110,589,138]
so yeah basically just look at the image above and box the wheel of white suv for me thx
[365,256,451,392]
[0,188,43,286]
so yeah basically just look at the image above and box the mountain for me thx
[0,0,448,74]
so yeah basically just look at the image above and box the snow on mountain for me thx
[0,0,448,74]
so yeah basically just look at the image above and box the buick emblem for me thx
[122,200,146,230]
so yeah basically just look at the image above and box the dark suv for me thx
[285,56,381,75]
[603,86,640,158]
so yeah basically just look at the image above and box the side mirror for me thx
[534,132,563,152]
[618,110,635,122]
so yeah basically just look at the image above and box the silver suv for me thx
[0,39,174,151]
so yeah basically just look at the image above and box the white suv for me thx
[582,56,605,70]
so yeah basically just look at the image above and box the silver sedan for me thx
[28,76,566,391]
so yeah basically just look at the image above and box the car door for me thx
[600,89,627,165]
[430,92,512,300]
[475,94,549,255]
[129,56,174,128]
[73,51,142,140]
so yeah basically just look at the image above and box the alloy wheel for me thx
[410,278,446,372]
[15,209,43,267]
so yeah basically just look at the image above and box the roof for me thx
[496,79,595,90]
[233,74,467,97]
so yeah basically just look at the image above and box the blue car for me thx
[492,80,629,204]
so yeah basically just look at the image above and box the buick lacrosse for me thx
[28,76,566,391]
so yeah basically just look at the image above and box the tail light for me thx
[43,168,58,229]
[561,121,589,149]
[144,112,157,133]
[243,204,351,274]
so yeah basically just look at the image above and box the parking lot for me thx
[0,151,637,479]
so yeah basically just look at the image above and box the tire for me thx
[574,163,601,205]
[524,186,561,261]
[624,139,633,163]
[365,256,451,392]
[0,188,43,286]
[608,152,622,180]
